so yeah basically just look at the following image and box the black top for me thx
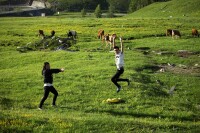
[42,69,61,84]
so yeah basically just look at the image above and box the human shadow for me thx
[0,97,14,109]
[130,72,168,97]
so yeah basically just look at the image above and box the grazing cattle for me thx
[38,30,45,39]
[98,29,104,39]
[192,28,199,37]
[172,30,181,38]
[104,33,117,42]
[67,30,77,39]
[50,30,55,38]
[103,33,117,50]
[166,29,172,36]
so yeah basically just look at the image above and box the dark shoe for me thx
[127,79,130,86]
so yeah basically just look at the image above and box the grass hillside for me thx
[0,13,200,132]
[127,0,200,18]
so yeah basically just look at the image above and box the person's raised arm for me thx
[120,37,123,53]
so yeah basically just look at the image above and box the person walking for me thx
[39,62,64,110]
[111,37,130,93]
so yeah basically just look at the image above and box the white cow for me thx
[67,30,77,39]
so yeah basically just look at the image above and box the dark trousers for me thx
[39,86,58,108]
[111,67,128,88]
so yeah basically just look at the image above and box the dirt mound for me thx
[135,63,200,76]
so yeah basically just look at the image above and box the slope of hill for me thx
[127,0,200,18]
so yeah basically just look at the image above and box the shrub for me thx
[94,4,102,18]
[81,8,86,17]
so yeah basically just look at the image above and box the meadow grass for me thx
[0,12,200,132]
[127,0,200,18]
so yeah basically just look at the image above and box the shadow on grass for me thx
[131,73,168,97]
[59,103,198,122]
[134,65,161,74]
[106,110,159,118]
[0,97,14,109]
[102,109,199,122]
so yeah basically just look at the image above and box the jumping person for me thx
[38,62,64,110]
[111,37,130,93]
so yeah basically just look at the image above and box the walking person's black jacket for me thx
[42,69,61,84]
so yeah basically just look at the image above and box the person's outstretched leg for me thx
[111,70,121,88]
[39,86,50,109]
[50,86,58,106]
[111,69,124,92]
[116,68,130,86]
[117,78,130,85]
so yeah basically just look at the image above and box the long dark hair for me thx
[42,62,49,75]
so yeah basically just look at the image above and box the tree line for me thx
[0,0,170,13]
[48,0,170,13]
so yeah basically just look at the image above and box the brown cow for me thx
[38,30,45,39]
[172,30,181,38]
[98,29,104,39]
[192,28,199,37]
[166,29,172,36]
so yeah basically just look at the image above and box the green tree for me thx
[129,0,151,13]
[129,0,137,12]
[94,4,102,18]
[0,0,27,5]
[0,0,6,3]
[128,0,169,13]
[107,5,115,18]
[81,8,86,17]
[107,0,130,12]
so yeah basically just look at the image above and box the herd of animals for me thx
[97,28,199,50]
[37,29,78,50]
[36,28,199,50]
[38,29,77,40]
[97,28,199,41]
[166,28,199,38]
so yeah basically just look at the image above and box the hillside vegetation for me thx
[127,0,200,18]
[0,1,200,132]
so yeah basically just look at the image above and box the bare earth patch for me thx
[159,64,200,76]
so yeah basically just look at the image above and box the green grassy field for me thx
[128,0,200,18]
[0,1,200,132]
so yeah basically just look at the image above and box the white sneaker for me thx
[51,105,57,107]
[38,107,42,110]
